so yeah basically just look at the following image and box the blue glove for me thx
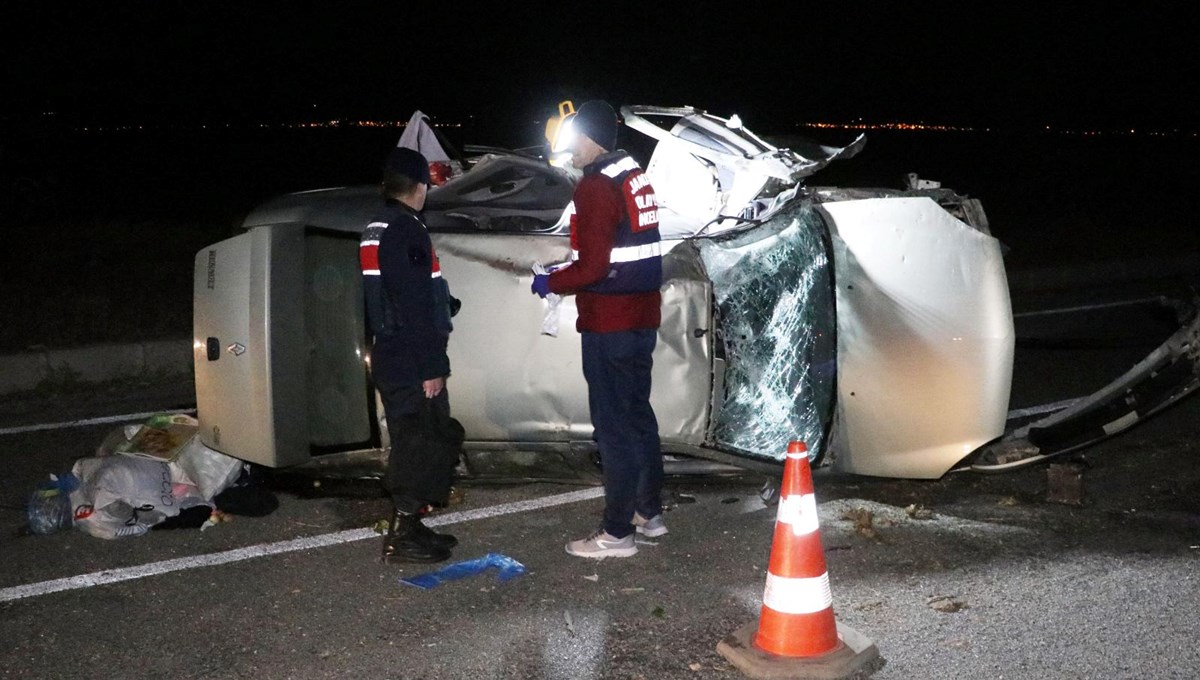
[531,273,552,298]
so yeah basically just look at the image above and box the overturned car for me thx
[192,105,1199,482]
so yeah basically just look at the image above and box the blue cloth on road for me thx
[399,553,527,590]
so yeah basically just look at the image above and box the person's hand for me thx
[531,273,551,298]
[423,376,445,399]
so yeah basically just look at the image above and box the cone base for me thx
[717,620,883,679]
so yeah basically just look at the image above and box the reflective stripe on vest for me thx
[568,152,662,296]
[600,156,640,178]
[360,239,381,276]
[359,232,442,279]
[570,241,661,263]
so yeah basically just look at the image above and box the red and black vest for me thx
[569,151,662,295]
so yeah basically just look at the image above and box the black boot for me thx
[381,510,451,564]
[413,516,458,550]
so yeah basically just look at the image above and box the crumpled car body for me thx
[192,105,1015,480]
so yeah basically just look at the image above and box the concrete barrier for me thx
[0,339,192,396]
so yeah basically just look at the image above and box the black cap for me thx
[573,100,618,152]
[384,147,431,185]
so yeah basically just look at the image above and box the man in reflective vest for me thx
[361,147,461,564]
[531,100,668,558]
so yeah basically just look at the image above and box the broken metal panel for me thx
[624,105,865,240]
[973,301,1200,471]
[433,233,713,446]
[821,197,1014,479]
[697,200,837,463]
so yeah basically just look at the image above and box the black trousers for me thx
[376,381,456,513]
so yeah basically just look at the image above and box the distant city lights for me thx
[798,120,1195,138]
[68,119,463,133]
[60,117,1196,139]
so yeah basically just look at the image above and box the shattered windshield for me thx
[698,200,837,462]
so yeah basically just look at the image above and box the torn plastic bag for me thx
[26,473,80,535]
[399,553,527,590]
[68,456,210,539]
[173,435,245,501]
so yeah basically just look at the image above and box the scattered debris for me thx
[583,573,600,582]
[372,518,390,534]
[842,507,878,539]
[926,595,967,613]
[651,606,666,618]
[759,479,781,506]
[634,539,659,546]
[620,587,645,594]
[200,509,232,531]
[905,504,935,520]
[399,553,526,590]
[564,611,576,637]
[945,638,972,650]
[1046,462,1086,506]
[689,662,703,671]
[998,496,1019,507]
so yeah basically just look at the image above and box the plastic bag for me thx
[68,456,209,539]
[533,261,567,337]
[95,416,242,501]
[26,473,80,535]
[399,553,527,590]
[173,435,244,501]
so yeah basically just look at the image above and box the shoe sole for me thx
[564,545,638,559]
[635,526,668,538]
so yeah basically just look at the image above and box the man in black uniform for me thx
[360,147,461,563]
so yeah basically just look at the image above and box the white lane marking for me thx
[0,409,196,437]
[1007,397,1082,420]
[0,486,604,603]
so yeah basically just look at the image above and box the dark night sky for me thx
[5,2,1198,133]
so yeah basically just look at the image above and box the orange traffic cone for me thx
[754,441,840,656]
[717,441,881,679]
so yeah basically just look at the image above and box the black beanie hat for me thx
[573,100,618,151]
[384,147,431,185]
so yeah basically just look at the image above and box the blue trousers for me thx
[581,329,663,538]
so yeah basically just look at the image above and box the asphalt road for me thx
[2,291,1198,679]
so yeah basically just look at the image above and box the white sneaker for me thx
[633,512,668,537]
[565,529,638,559]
